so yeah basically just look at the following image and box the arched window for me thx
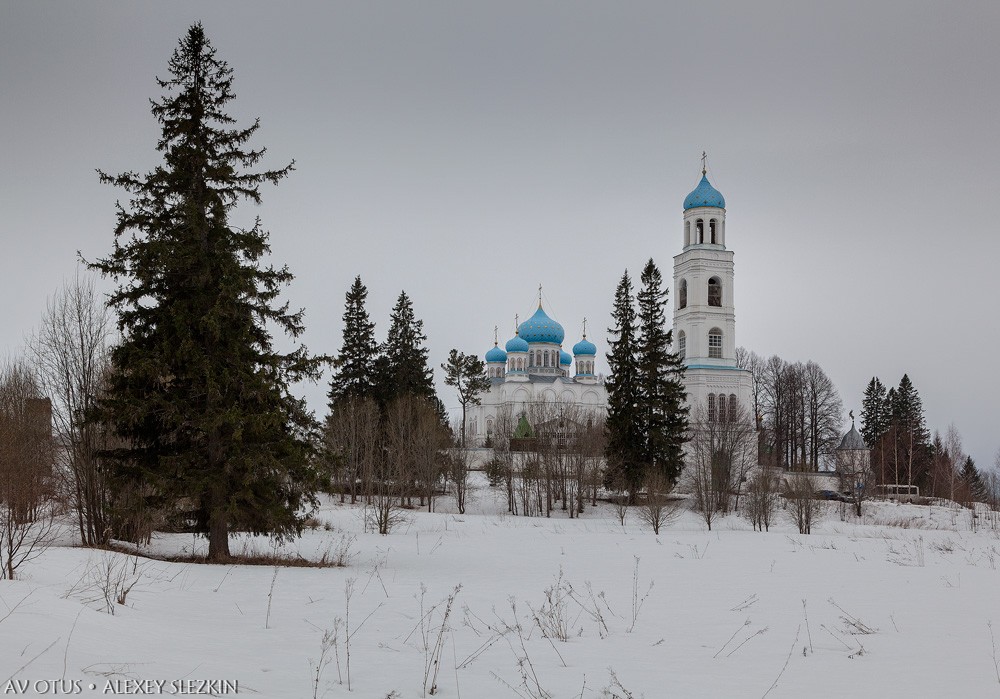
[679,279,688,309]
[708,277,721,307]
[710,219,718,244]
[729,394,738,422]
[685,220,691,245]
[707,393,716,423]
[708,328,722,358]
[696,219,704,244]
[717,393,726,422]
[677,331,686,360]
[487,419,494,434]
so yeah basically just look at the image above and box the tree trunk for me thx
[208,506,230,561]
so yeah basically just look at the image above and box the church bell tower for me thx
[673,157,754,438]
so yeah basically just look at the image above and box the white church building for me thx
[466,165,754,453]
[465,304,607,445]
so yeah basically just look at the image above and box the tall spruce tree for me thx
[91,24,322,560]
[859,377,889,448]
[961,456,987,502]
[604,271,644,502]
[890,374,931,488]
[328,276,379,409]
[381,291,435,404]
[636,259,688,486]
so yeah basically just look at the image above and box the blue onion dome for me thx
[505,333,529,353]
[559,350,572,366]
[683,173,725,210]
[572,337,597,356]
[518,305,565,344]
[485,343,507,363]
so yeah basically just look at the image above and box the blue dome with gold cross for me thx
[572,338,597,356]
[518,305,565,344]
[683,174,725,210]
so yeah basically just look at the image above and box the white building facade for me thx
[673,170,755,435]
[466,304,607,445]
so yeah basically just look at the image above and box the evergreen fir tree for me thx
[889,374,931,487]
[961,456,987,502]
[859,377,889,449]
[328,276,379,409]
[381,291,435,404]
[90,24,322,560]
[636,259,688,486]
[604,271,644,502]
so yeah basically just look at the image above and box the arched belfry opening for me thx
[708,277,721,307]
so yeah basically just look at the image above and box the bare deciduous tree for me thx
[636,470,678,535]
[744,468,779,532]
[325,396,380,504]
[757,355,842,471]
[685,402,756,530]
[29,273,113,545]
[784,474,820,535]
[838,445,875,518]
[447,446,474,515]
[0,360,58,579]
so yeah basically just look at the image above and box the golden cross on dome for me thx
[582,317,588,339]
[538,284,543,308]
[701,151,707,176]
[494,325,499,346]
[514,314,519,333]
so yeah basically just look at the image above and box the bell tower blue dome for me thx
[683,173,725,210]
[518,305,565,344]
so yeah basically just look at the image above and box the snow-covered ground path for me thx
[4,480,1000,698]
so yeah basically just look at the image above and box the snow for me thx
[4,478,1000,698]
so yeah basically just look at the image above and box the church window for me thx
[717,393,726,422]
[696,219,704,243]
[543,352,549,367]
[708,328,722,358]
[707,393,716,423]
[679,279,687,309]
[708,277,722,307]
[487,419,494,434]
[678,331,686,360]
[710,219,718,244]
[729,394,738,422]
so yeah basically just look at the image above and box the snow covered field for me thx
[4,477,1000,698]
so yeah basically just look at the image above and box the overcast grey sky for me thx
[2,1,998,466]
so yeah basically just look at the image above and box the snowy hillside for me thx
[3,478,1000,698]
